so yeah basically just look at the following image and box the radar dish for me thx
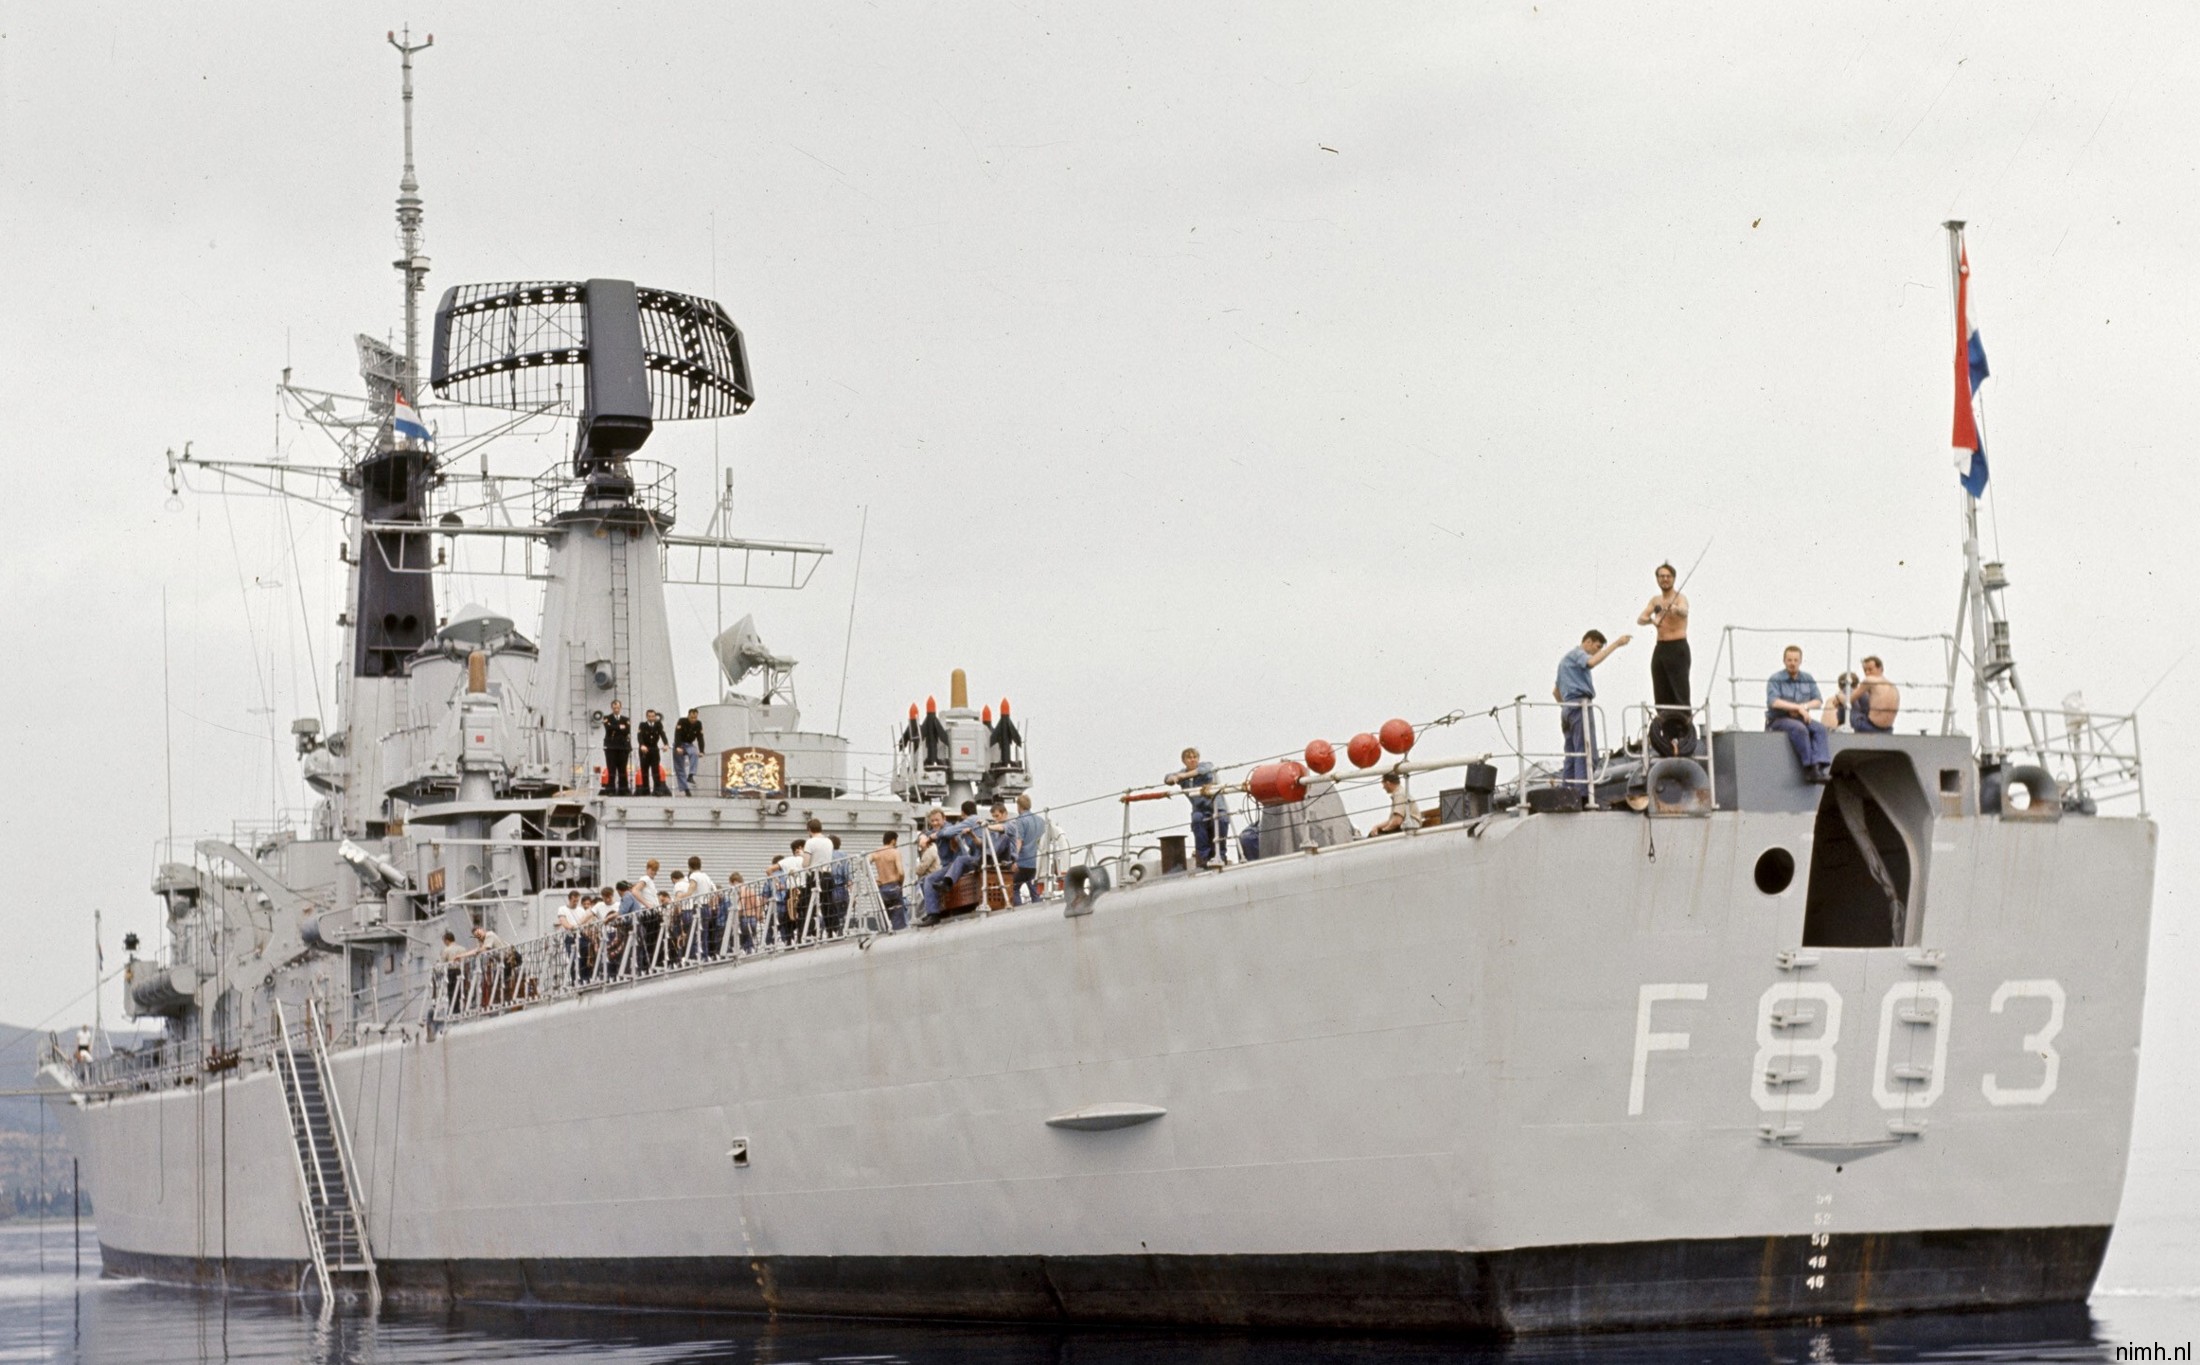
[713,615,796,689]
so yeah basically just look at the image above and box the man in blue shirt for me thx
[1766,644,1832,783]
[917,807,981,925]
[1163,747,1232,868]
[1553,629,1631,793]
[1010,793,1046,904]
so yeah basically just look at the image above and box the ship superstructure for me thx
[39,44,2156,1335]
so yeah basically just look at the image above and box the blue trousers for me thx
[673,742,701,795]
[1189,803,1231,864]
[1012,865,1037,904]
[1560,701,1596,792]
[922,854,975,919]
[881,882,907,930]
[1768,716,1831,768]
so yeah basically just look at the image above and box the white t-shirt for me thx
[634,875,660,905]
[803,834,835,873]
[1389,787,1419,827]
[686,871,716,901]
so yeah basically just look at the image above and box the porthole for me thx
[1754,848,1795,896]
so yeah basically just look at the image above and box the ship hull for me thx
[57,752,2155,1333]
[97,1225,2112,1331]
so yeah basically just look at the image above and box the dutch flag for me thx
[1951,245,1989,498]
[392,391,434,449]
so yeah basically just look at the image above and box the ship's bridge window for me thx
[1801,751,1932,948]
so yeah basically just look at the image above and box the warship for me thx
[40,41,2154,1334]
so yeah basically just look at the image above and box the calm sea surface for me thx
[0,1224,2191,1365]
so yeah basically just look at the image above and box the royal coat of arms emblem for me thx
[720,746,787,796]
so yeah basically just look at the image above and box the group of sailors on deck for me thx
[1556,561,1903,790]
[437,795,1058,1011]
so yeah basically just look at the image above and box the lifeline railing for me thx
[428,846,1052,1026]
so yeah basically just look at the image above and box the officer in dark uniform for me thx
[637,709,670,795]
[601,700,633,795]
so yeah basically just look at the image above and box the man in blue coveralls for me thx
[1766,644,1833,783]
[1164,747,1232,868]
[1553,629,1630,794]
[916,807,979,925]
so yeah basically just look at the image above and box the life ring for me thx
[1647,756,1712,815]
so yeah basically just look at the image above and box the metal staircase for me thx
[274,1001,379,1306]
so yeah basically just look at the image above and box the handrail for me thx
[304,997,380,1298]
[272,1002,335,1303]
[432,850,960,1028]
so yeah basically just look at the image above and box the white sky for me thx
[2,1,2195,1280]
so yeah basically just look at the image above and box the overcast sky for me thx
[2,0,2194,1276]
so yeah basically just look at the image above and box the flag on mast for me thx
[392,390,434,449]
[1951,242,1989,498]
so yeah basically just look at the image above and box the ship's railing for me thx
[61,982,377,1096]
[1992,705,2145,813]
[1711,626,1962,737]
[532,458,677,525]
[1710,624,2145,812]
[427,846,1050,1027]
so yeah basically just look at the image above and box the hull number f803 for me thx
[1626,979,2067,1116]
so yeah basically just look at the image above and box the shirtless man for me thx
[1843,655,1901,733]
[1637,561,1691,711]
[869,831,908,929]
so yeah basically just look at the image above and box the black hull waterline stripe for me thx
[98,1224,2110,1334]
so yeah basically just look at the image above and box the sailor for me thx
[74,1025,93,1065]
[439,931,468,1011]
[471,924,519,1003]
[635,858,663,908]
[1766,644,1833,783]
[776,839,809,943]
[637,710,670,795]
[1010,793,1045,904]
[556,891,586,979]
[1637,562,1691,713]
[916,807,979,925]
[682,855,718,958]
[1162,747,1231,868]
[1843,655,1901,733]
[730,871,762,952]
[1367,773,1419,836]
[601,700,633,795]
[673,708,706,796]
[985,799,1020,901]
[869,831,908,930]
[1554,629,1630,795]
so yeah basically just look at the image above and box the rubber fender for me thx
[1999,763,2062,822]
[1647,756,1713,814]
[1648,710,1698,759]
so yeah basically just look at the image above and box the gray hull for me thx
[57,775,2154,1332]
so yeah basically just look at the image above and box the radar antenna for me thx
[430,279,754,490]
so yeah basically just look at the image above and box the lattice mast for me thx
[390,26,434,401]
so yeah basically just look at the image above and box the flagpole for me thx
[1941,221,1992,756]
